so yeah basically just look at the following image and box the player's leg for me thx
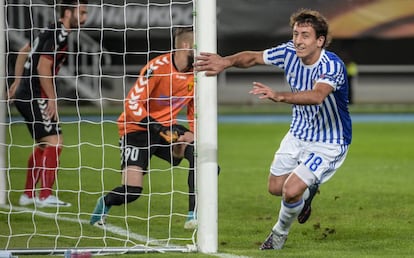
[267,172,289,197]
[14,99,41,204]
[14,98,68,207]
[261,173,305,250]
[171,128,197,229]
[108,166,144,206]
[172,124,221,222]
[266,172,302,241]
[297,182,319,224]
[261,133,303,250]
[32,98,68,207]
[262,140,349,250]
[36,134,70,207]
[90,166,145,226]
[19,146,44,205]
[289,146,340,227]
[182,139,196,229]
[90,132,148,226]
[297,142,349,224]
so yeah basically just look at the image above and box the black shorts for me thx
[14,98,62,140]
[120,124,190,171]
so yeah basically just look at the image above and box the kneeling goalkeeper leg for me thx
[90,185,142,225]
[183,143,221,229]
[184,144,196,229]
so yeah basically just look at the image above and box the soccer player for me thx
[195,9,352,249]
[90,27,198,229]
[9,0,88,207]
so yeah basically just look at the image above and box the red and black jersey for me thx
[15,22,69,100]
[118,53,195,136]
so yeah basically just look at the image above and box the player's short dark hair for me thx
[60,0,88,18]
[290,9,331,48]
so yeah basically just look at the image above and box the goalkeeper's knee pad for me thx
[105,185,143,206]
[125,185,143,203]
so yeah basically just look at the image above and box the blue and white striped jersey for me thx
[263,41,352,145]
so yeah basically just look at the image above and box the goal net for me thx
[0,0,217,255]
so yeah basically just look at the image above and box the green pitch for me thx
[2,121,414,258]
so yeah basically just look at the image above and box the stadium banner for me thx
[83,0,414,39]
[217,0,414,38]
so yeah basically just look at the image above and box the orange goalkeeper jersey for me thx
[118,53,195,136]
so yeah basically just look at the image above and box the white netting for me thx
[1,0,198,255]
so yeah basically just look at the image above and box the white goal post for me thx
[194,0,218,253]
[0,0,6,206]
[0,0,217,255]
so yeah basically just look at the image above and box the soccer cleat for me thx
[260,230,288,250]
[19,194,35,206]
[90,196,111,226]
[36,195,72,208]
[297,183,319,224]
[184,211,197,229]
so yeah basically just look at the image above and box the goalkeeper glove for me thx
[159,129,179,143]
[140,116,180,143]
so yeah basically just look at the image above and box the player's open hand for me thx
[46,99,59,121]
[249,82,277,100]
[194,52,229,76]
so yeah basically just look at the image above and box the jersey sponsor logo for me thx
[319,73,335,81]
[187,81,194,92]
[175,75,187,80]
[157,94,188,108]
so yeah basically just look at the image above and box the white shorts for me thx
[270,132,349,186]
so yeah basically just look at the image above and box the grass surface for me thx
[1,119,414,257]
[7,103,414,117]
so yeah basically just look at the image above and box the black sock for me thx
[104,185,143,206]
[184,144,195,212]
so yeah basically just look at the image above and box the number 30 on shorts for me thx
[304,153,323,172]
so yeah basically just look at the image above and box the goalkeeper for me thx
[90,27,198,229]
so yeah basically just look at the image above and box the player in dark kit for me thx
[8,0,88,207]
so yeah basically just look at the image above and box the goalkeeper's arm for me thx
[139,116,180,143]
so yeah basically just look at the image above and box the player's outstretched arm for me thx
[194,51,264,76]
[194,52,230,76]
[250,81,334,105]
[249,82,279,101]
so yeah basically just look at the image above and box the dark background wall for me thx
[217,37,414,65]
[7,0,414,65]
[96,0,414,65]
